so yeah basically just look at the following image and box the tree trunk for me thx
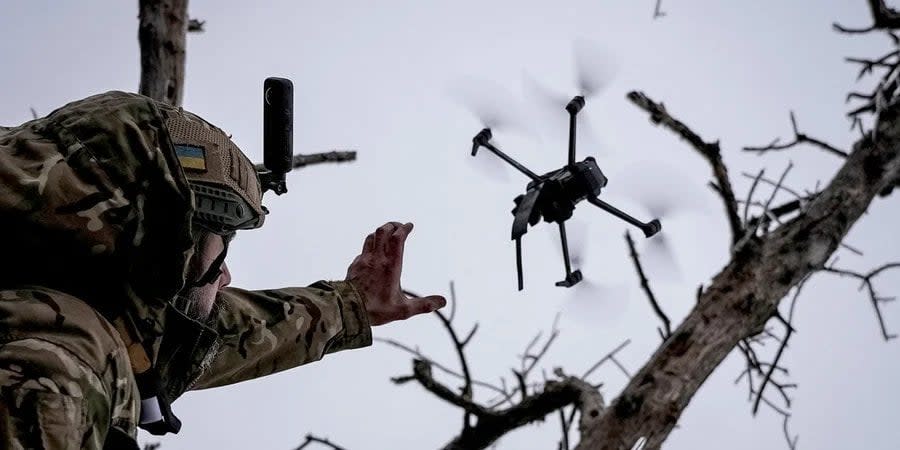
[576,102,900,449]
[138,0,188,106]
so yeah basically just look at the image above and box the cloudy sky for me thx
[2,1,899,449]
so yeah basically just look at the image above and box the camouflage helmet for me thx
[156,103,266,233]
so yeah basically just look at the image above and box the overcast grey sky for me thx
[2,1,899,449]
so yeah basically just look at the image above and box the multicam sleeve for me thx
[190,280,372,390]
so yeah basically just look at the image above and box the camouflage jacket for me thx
[0,92,372,449]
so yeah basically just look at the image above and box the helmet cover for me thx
[157,104,265,233]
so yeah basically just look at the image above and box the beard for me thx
[174,284,217,322]
[171,280,220,324]
[176,229,229,322]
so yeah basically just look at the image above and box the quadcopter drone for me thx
[470,95,662,291]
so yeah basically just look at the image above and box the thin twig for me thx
[743,169,765,226]
[823,262,900,340]
[294,433,347,450]
[752,313,795,415]
[741,171,803,201]
[558,408,570,450]
[581,340,632,380]
[653,0,666,19]
[834,0,900,34]
[374,337,507,397]
[405,286,477,432]
[748,162,794,240]
[743,111,849,158]
[625,231,672,339]
[187,18,206,32]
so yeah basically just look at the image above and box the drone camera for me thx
[575,158,608,197]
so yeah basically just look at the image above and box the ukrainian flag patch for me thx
[175,144,207,171]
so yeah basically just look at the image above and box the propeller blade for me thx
[522,71,570,141]
[448,77,535,136]
[573,39,619,98]
[604,162,712,282]
[467,137,511,182]
[609,161,710,220]
[562,278,630,327]
[576,112,614,158]
[642,232,683,282]
[522,70,613,158]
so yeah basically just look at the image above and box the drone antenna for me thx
[566,96,585,166]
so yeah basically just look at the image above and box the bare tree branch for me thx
[442,374,601,450]
[290,151,358,169]
[743,169,766,226]
[404,285,479,434]
[823,261,900,340]
[187,18,205,32]
[254,151,358,171]
[574,84,900,450]
[743,111,850,158]
[403,359,493,417]
[752,313,796,415]
[626,91,744,244]
[834,0,900,33]
[581,340,632,381]
[847,51,900,81]
[374,336,509,398]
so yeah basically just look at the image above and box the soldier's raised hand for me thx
[346,222,446,326]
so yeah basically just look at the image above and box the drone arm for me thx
[566,96,585,166]
[480,141,541,181]
[587,195,662,237]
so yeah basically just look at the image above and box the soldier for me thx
[0,91,446,449]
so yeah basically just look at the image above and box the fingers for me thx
[374,222,402,255]
[386,222,413,260]
[369,221,413,257]
[362,232,375,254]
[401,295,447,318]
[361,222,402,257]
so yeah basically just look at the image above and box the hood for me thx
[0,91,196,350]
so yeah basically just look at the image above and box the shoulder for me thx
[0,287,129,384]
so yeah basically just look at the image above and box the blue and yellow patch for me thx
[175,144,207,171]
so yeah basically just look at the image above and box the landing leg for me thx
[515,237,524,291]
[555,221,583,288]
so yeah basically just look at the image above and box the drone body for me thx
[470,96,661,290]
